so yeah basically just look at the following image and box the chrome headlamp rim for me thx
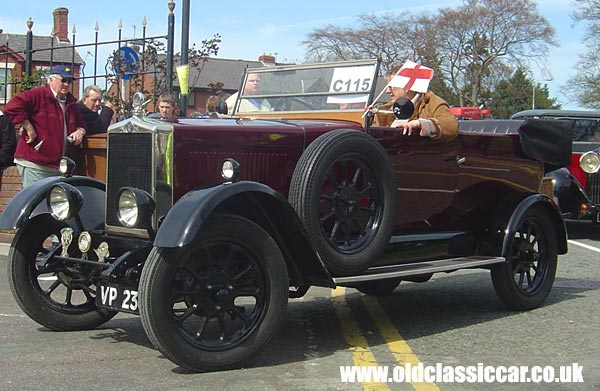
[117,189,139,228]
[579,151,600,174]
[221,158,240,182]
[47,183,83,221]
[59,156,76,176]
[117,187,155,229]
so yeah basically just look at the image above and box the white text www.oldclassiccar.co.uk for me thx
[339,363,584,384]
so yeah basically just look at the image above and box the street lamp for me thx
[532,69,554,110]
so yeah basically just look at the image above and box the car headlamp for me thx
[579,151,600,174]
[117,187,155,228]
[59,156,76,176]
[221,158,240,182]
[47,183,83,221]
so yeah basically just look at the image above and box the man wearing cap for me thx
[5,64,87,187]
[377,60,458,142]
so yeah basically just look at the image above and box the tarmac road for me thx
[0,221,598,390]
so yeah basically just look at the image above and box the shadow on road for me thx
[566,220,600,240]
[40,268,595,374]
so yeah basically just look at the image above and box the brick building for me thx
[0,7,84,110]
[0,8,83,213]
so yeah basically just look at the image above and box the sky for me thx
[0,0,588,110]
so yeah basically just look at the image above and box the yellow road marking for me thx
[362,295,440,391]
[332,287,391,391]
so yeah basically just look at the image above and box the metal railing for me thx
[0,3,177,118]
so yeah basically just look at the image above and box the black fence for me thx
[0,6,176,118]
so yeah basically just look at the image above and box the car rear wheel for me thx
[8,214,116,330]
[491,206,558,310]
[289,129,397,276]
[139,214,289,372]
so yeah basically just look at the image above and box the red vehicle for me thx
[511,109,600,223]
[1,60,571,372]
[450,106,492,120]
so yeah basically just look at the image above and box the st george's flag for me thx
[388,60,434,93]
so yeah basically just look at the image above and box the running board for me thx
[333,256,506,284]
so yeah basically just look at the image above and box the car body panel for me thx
[170,118,363,198]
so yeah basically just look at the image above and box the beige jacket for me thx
[225,92,272,115]
[376,91,459,142]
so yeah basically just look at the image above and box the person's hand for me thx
[395,119,437,138]
[20,123,37,144]
[69,128,86,146]
[396,119,422,136]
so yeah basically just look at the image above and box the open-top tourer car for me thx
[1,59,572,372]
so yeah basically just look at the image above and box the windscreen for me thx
[233,60,379,114]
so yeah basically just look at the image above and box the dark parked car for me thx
[1,60,572,372]
[511,109,600,224]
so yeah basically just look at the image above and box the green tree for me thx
[9,69,47,92]
[488,68,559,118]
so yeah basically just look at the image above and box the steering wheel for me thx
[273,97,315,111]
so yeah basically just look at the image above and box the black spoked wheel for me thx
[139,214,288,372]
[290,129,397,276]
[491,206,558,310]
[352,278,401,296]
[8,214,116,330]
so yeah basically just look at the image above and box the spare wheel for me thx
[289,129,397,276]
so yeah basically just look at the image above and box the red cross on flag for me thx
[389,60,434,93]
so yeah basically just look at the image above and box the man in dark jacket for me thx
[77,85,114,134]
[5,65,87,187]
[0,110,16,168]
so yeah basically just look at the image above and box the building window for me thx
[0,63,15,104]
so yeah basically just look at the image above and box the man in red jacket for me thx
[5,65,87,187]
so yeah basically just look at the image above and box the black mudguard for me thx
[0,175,106,232]
[481,193,568,256]
[155,181,288,247]
[548,167,592,216]
[153,181,334,288]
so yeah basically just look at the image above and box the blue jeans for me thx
[17,165,60,188]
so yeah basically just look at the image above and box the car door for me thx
[370,126,460,232]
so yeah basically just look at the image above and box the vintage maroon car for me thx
[0,59,572,372]
[511,109,600,224]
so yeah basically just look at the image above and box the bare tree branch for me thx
[303,0,556,107]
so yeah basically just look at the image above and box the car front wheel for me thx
[8,214,116,330]
[139,214,289,372]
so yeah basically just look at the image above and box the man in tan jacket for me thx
[377,60,458,143]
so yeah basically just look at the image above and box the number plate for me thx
[96,283,139,314]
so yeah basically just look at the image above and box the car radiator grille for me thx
[106,133,153,227]
[588,172,600,204]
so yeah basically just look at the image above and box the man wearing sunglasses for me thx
[5,65,87,187]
